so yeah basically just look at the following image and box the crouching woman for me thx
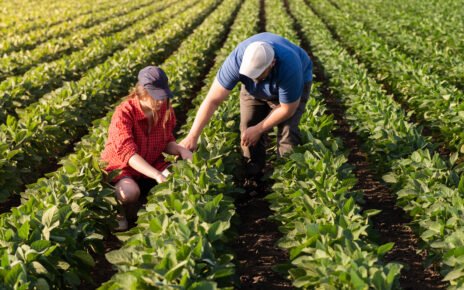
[101,66,192,231]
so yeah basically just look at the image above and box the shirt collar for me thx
[130,98,147,121]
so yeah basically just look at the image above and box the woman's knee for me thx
[114,178,140,204]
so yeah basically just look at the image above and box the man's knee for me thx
[115,178,140,204]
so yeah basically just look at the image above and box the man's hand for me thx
[179,135,198,152]
[241,125,263,147]
[179,147,193,160]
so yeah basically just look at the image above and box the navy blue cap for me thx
[138,66,173,100]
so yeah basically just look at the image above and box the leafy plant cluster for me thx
[334,0,464,90]
[0,0,187,122]
[311,0,464,155]
[0,0,135,56]
[304,0,464,287]
[0,0,238,288]
[0,0,217,202]
[351,0,464,62]
[383,150,464,289]
[0,0,110,37]
[100,1,263,289]
[0,0,154,80]
[261,0,403,288]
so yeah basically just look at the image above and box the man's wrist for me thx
[255,123,266,134]
[189,133,200,140]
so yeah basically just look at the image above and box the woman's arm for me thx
[164,142,193,160]
[128,153,167,183]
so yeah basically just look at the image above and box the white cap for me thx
[239,41,275,80]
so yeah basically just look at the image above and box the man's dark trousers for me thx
[239,82,311,175]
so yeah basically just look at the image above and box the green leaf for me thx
[458,176,464,194]
[31,240,51,252]
[386,263,402,286]
[377,242,395,256]
[362,209,381,217]
[32,261,48,275]
[41,206,58,227]
[5,263,24,286]
[106,249,132,265]
[188,281,217,290]
[35,278,50,290]
[208,221,229,241]
[73,250,95,267]
[63,161,78,174]
[382,173,397,183]
[18,222,30,240]
[450,152,459,166]
[63,271,80,287]
[443,267,464,282]
[349,269,367,289]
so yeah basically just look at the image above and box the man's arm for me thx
[241,98,300,147]
[180,78,231,150]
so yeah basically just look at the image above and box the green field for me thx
[0,0,463,289]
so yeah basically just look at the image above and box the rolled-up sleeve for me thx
[109,109,137,165]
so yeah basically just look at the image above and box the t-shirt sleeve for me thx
[278,64,303,104]
[109,108,138,165]
[216,48,241,90]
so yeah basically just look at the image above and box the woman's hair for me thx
[126,83,173,128]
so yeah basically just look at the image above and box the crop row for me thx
[0,0,162,80]
[100,0,263,288]
[0,0,114,36]
[353,0,464,54]
[259,0,402,288]
[0,0,234,288]
[0,0,138,56]
[0,0,185,123]
[334,0,464,92]
[311,0,464,155]
[0,0,215,203]
[302,0,464,287]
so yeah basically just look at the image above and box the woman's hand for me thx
[154,172,167,183]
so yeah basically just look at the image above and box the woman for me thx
[101,66,192,231]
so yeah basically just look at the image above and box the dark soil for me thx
[0,195,20,214]
[232,177,295,290]
[229,1,294,288]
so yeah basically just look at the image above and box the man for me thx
[181,32,313,176]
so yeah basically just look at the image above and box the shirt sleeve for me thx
[109,108,138,165]
[278,65,303,104]
[216,48,241,90]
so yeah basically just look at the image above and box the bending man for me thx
[181,32,313,176]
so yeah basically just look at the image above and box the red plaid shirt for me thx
[101,98,176,182]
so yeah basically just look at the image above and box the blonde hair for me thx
[126,84,173,128]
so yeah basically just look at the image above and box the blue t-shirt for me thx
[217,32,312,104]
